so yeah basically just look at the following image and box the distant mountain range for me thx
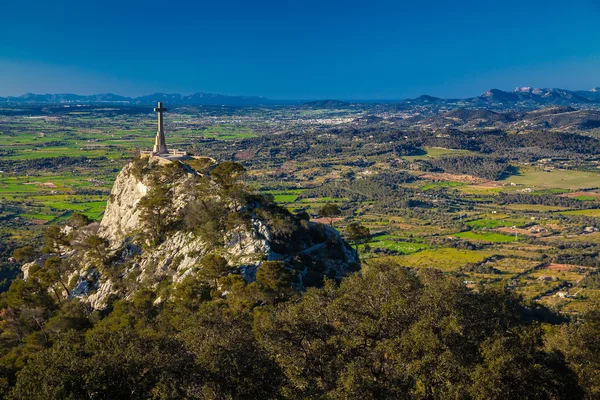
[399,87,600,108]
[0,92,273,106]
[2,87,600,108]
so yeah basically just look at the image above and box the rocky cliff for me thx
[25,157,359,309]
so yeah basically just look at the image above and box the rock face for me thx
[99,163,148,243]
[35,157,360,310]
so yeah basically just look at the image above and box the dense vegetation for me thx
[5,102,600,398]
[2,259,600,399]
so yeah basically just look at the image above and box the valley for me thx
[3,101,600,312]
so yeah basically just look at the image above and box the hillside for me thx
[21,157,359,310]
[4,102,600,399]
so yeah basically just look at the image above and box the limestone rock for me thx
[25,158,360,310]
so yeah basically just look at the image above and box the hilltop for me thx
[21,157,359,309]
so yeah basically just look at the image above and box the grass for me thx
[504,204,571,212]
[402,147,473,161]
[20,213,55,221]
[559,209,600,217]
[421,181,466,191]
[503,168,600,190]
[491,258,542,274]
[574,195,596,201]
[453,231,518,243]
[369,235,430,254]
[466,218,526,229]
[385,248,496,271]
[273,195,298,203]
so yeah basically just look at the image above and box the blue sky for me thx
[1,0,600,99]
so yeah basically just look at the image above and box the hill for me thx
[302,99,352,108]
[21,157,359,309]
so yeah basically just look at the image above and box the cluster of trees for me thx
[0,156,108,174]
[426,155,513,181]
[498,193,595,209]
[1,261,599,398]
[410,128,600,162]
[302,173,416,203]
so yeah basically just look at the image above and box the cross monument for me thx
[153,102,168,154]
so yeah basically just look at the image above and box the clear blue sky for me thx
[1,0,600,99]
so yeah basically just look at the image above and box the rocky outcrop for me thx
[26,157,360,310]
[99,163,147,243]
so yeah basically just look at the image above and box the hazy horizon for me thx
[2,84,600,102]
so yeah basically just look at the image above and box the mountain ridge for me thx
[2,87,600,107]
[0,92,271,106]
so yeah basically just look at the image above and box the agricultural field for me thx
[4,102,600,314]
[386,248,497,271]
[452,231,519,243]
[503,168,600,190]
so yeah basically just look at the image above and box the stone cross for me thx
[153,102,168,154]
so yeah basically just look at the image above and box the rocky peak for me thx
[26,156,360,310]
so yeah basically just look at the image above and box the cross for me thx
[154,102,167,114]
[153,101,168,154]
[154,102,167,134]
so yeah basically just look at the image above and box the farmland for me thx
[3,102,600,313]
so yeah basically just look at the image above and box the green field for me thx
[453,231,518,243]
[421,181,466,190]
[560,209,600,217]
[387,248,497,271]
[402,147,473,161]
[272,195,299,203]
[466,218,527,229]
[503,168,600,190]
[369,235,429,254]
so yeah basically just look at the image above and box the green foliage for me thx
[197,253,229,287]
[68,213,92,228]
[210,161,246,191]
[41,226,67,254]
[256,261,293,302]
[136,180,172,245]
[0,257,597,398]
[319,203,341,225]
[184,157,216,174]
[129,155,150,180]
[548,309,600,398]
[184,197,228,246]
[345,222,370,249]
[10,247,37,264]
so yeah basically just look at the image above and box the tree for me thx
[184,198,228,246]
[255,261,582,398]
[549,308,600,398]
[136,182,172,244]
[35,257,71,304]
[198,253,229,287]
[68,213,92,228]
[11,247,37,264]
[175,303,282,399]
[210,161,246,203]
[319,203,341,226]
[345,222,370,251]
[256,261,293,303]
[41,226,67,254]
[211,161,246,188]
[469,327,582,400]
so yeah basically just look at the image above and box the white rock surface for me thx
[26,159,360,310]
